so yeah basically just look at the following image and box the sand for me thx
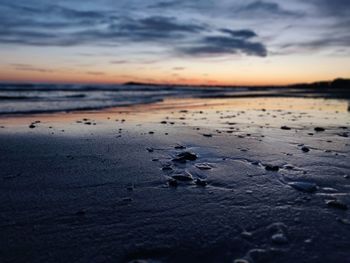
[0,97,350,263]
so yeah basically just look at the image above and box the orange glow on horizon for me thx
[0,69,344,87]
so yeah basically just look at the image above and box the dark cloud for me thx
[0,1,268,58]
[220,29,257,39]
[237,1,301,17]
[148,1,181,9]
[179,30,267,57]
[312,0,350,17]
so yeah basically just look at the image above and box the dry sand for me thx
[0,97,350,263]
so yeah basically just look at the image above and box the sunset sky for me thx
[0,0,349,85]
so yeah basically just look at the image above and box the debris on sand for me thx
[288,182,318,193]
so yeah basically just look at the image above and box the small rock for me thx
[326,200,348,210]
[174,144,186,149]
[301,146,310,152]
[172,172,193,182]
[281,126,291,130]
[241,231,253,239]
[338,132,349,138]
[314,127,325,132]
[195,178,207,187]
[146,147,154,153]
[233,259,249,263]
[248,248,271,262]
[265,165,279,172]
[162,164,173,171]
[173,151,198,162]
[271,233,288,245]
[202,133,213,137]
[168,178,178,187]
[195,163,212,170]
[288,182,317,193]
[122,197,133,202]
[337,218,350,225]
[29,124,36,129]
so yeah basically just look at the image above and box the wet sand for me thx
[1,97,350,263]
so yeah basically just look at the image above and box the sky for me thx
[0,0,349,86]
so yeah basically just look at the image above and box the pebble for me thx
[29,124,36,129]
[195,178,207,187]
[162,164,173,171]
[195,163,212,170]
[248,248,270,262]
[240,231,253,239]
[168,178,178,187]
[265,165,279,172]
[326,200,348,210]
[314,127,325,132]
[172,172,193,181]
[271,233,289,245]
[174,144,186,149]
[281,126,291,130]
[173,151,198,162]
[233,259,250,263]
[301,146,310,152]
[337,217,350,225]
[288,182,317,193]
[202,133,213,137]
[146,147,154,153]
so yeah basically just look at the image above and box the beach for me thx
[0,96,349,262]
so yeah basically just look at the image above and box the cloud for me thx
[220,29,257,39]
[11,64,53,73]
[311,0,350,17]
[236,1,302,17]
[179,30,267,57]
[0,2,268,59]
[86,71,105,75]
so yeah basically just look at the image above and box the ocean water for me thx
[0,83,253,114]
